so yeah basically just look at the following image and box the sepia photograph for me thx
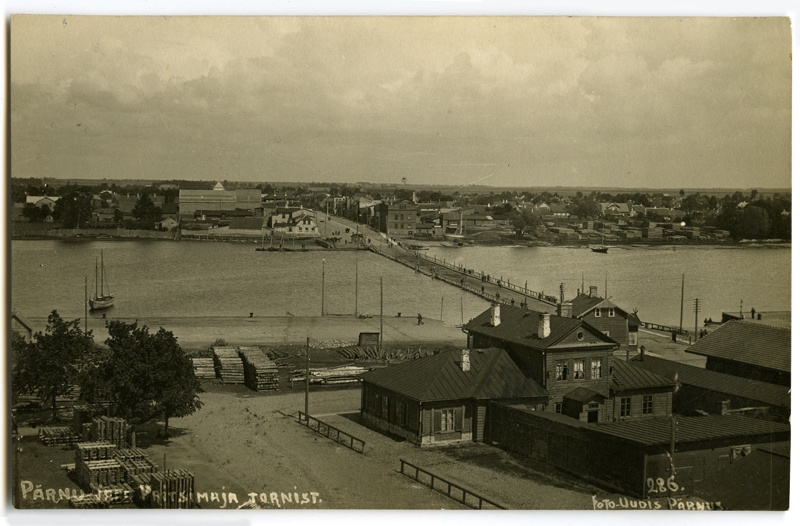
[4,9,793,516]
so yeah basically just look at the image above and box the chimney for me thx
[490,303,501,327]
[538,313,551,339]
[558,301,573,318]
[460,349,470,372]
[589,286,598,298]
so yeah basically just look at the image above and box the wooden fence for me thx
[297,411,365,454]
[399,458,506,509]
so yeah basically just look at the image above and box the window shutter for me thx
[455,408,463,431]
[433,410,442,432]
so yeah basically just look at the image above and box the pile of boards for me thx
[212,346,245,384]
[73,441,160,507]
[238,347,280,391]
[337,346,438,361]
[148,469,196,509]
[191,357,216,380]
[290,365,371,386]
[38,426,79,446]
[91,416,129,448]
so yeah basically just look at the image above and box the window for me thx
[555,402,563,414]
[573,360,585,380]
[591,359,602,380]
[434,408,463,433]
[608,308,615,317]
[643,395,653,415]
[576,331,585,342]
[594,308,601,317]
[555,360,568,381]
[620,397,631,418]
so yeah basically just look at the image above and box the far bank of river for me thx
[10,239,790,334]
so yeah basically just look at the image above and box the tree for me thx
[99,321,202,436]
[53,190,93,228]
[132,193,163,229]
[511,209,542,238]
[570,196,601,220]
[22,203,51,222]
[13,311,94,419]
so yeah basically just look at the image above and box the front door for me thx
[587,409,599,423]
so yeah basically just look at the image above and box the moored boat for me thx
[89,250,115,311]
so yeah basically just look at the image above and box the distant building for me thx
[272,213,319,237]
[384,200,420,237]
[567,286,639,352]
[179,182,237,217]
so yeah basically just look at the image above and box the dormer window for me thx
[594,308,601,317]
[608,309,615,317]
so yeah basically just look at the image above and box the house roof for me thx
[464,304,617,352]
[593,414,791,448]
[564,387,607,403]
[609,357,675,392]
[568,293,630,318]
[693,448,790,511]
[685,320,790,373]
[360,347,548,403]
[228,217,264,230]
[630,355,790,409]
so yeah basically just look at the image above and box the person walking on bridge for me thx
[417,313,424,325]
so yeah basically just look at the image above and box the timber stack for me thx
[212,346,245,384]
[92,416,129,448]
[75,441,117,464]
[113,448,159,481]
[149,469,195,509]
[238,347,280,391]
[77,458,124,490]
[38,426,79,446]
[290,364,371,386]
[191,357,216,380]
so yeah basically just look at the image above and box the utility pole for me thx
[440,297,444,322]
[693,298,702,342]
[581,272,585,294]
[321,259,326,316]
[305,337,310,421]
[84,276,88,335]
[379,277,384,352]
[354,259,358,316]
[679,273,685,333]
[604,272,608,298]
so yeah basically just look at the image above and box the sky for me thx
[9,15,792,189]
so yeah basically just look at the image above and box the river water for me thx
[10,240,791,329]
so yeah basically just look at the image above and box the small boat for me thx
[590,235,609,253]
[89,250,115,311]
[409,244,428,251]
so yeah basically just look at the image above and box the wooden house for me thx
[566,286,639,352]
[360,347,548,446]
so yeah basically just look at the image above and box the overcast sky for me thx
[10,16,791,189]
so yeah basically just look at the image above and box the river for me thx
[10,240,790,330]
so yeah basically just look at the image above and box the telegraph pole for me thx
[305,337,310,421]
[321,259,326,316]
[693,298,702,342]
[84,276,88,335]
[354,259,358,316]
[379,277,384,352]
[679,273,685,333]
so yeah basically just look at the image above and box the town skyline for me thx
[10,16,792,190]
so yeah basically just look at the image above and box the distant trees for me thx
[21,203,52,222]
[53,190,93,228]
[570,196,601,220]
[13,311,94,420]
[132,193,163,229]
[511,209,542,238]
[91,321,202,436]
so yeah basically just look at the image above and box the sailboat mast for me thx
[95,257,99,298]
[100,250,105,297]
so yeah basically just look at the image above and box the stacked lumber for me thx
[113,448,159,482]
[149,469,195,509]
[88,482,135,505]
[79,423,93,441]
[67,494,110,509]
[38,426,79,446]
[191,357,216,380]
[75,441,117,464]
[72,404,94,433]
[212,346,244,384]
[129,473,153,505]
[91,416,129,448]
[289,365,371,386]
[337,346,438,361]
[77,458,123,490]
[238,347,280,391]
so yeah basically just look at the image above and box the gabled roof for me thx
[464,304,617,352]
[685,320,790,373]
[360,348,548,403]
[630,355,790,409]
[568,293,631,318]
[609,357,674,392]
[564,387,606,403]
[593,414,791,447]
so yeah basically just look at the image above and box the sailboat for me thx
[89,250,115,310]
[590,234,609,253]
